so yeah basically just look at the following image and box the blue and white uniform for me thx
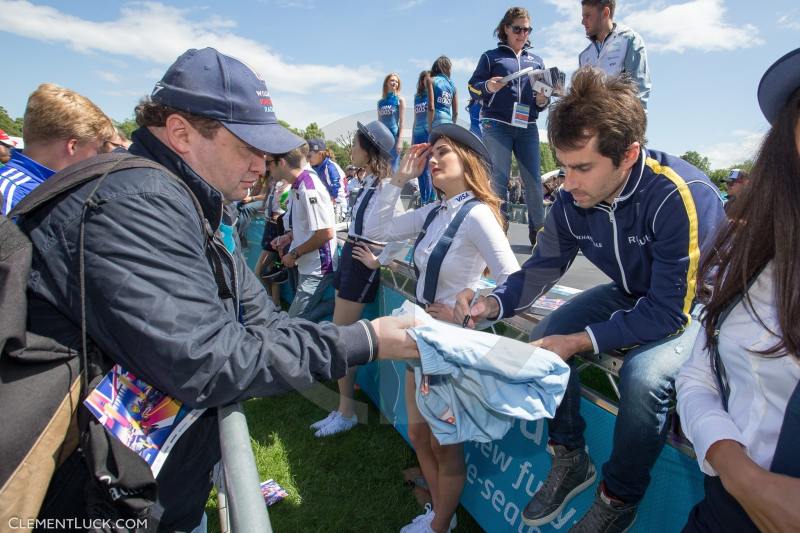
[377,93,400,138]
[285,166,337,277]
[431,74,456,128]
[0,150,54,215]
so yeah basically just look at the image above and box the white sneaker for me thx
[400,504,434,533]
[309,411,339,430]
[314,413,357,437]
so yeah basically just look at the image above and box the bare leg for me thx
[405,369,440,508]
[429,439,465,533]
[269,282,281,306]
[333,296,366,419]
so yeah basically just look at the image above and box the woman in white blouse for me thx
[677,48,800,532]
[374,123,519,533]
[311,121,405,438]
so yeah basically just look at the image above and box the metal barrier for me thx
[216,403,273,533]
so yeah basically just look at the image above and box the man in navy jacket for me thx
[456,67,725,532]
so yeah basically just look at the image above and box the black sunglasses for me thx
[508,25,532,35]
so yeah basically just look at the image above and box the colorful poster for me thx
[84,364,205,476]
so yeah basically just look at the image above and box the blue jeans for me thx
[481,120,544,231]
[530,283,699,503]
[413,131,435,204]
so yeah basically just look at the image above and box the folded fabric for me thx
[395,301,570,444]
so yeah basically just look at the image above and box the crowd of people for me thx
[0,2,797,533]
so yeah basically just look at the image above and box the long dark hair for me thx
[416,70,430,97]
[431,56,452,78]
[698,88,800,360]
[355,131,392,179]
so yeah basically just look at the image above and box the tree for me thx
[278,119,303,138]
[303,122,324,141]
[539,142,557,174]
[680,150,711,173]
[0,106,23,136]
[707,168,729,191]
[115,118,138,139]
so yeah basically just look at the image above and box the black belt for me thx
[345,235,385,248]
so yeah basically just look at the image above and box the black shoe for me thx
[522,444,596,526]
[569,483,638,533]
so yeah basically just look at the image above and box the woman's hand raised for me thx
[391,143,430,187]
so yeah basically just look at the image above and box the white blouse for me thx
[374,183,519,307]
[348,174,405,266]
[677,262,800,475]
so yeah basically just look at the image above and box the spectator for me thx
[456,67,725,532]
[308,138,347,219]
[268,143,339,322]
[723,168,750,207]
[0,129,13,165]
[0,83,114,214]
[468,6,549,245]
[256,174,292,305]
[678,47,800,533]
[508,175,522,204]
[377,73,405,171]
[22,47,418,531]
[466,96,482,139]
[579,0,651,110]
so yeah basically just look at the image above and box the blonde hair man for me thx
[0,83,114,214]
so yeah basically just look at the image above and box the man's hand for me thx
[535,90,549,108]
[391,143,430,187]
[271,233,291,255]
[531,332,593,361]
[486,76,508,94]
[282,250,298,268]
[453,288,500,329]
[371,315,419,360]
[709,440,800,533]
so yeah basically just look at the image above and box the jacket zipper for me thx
[215,237,240,315]
[607,207,630,293]
[486,45,527,109]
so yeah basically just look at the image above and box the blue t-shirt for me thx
[377,93,400,138]
[0,149,55,215]
[431,75,456,128]
[412,93,429,139]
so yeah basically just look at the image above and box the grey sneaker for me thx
[522,444,596,526]
[569,484,638,533]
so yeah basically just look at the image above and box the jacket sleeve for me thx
[623,32,651,110]
[327,160,342,199]
[79,187,373,409]
[585,188,699,354]
[492,193,579,318]
[468,53,492,103]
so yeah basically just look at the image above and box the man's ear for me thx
[65,138,79,156]
[622,142,640,171]
[163,114,193,155]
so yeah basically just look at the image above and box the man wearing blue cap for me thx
[723,168,750,207]
[19,47,418,531]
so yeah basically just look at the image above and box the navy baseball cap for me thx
[429,123,491,167]
[757,47,800,125]
[151,47,305,154]
[356,120,395,159]
[724,169,745,183]
[307,138,326,152]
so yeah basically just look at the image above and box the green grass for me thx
[205,381,484,533]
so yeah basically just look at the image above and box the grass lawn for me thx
[205,381,485,533]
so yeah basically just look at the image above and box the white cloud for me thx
[0,0,380,95]
[702,129,765,168]
[96,71,121,84]
[408,56,476,76]
[536,1,586,71]
[623,0,762,53]
[395,0,425,10]
[778,11,800,31]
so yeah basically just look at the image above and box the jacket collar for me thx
[597,147,646,210]
[443,190,475,211]
[129,127,223,231]
[10,149,55,181]
[497,43,532,56]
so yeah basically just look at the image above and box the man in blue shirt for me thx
[457,67,725,533]
[0,83,114,214]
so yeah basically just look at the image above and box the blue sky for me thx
[1,0,798,168]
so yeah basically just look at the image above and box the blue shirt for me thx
[431,75,456,128]
[0,150,55,215]
[377,93,400,138]
[412,93,429,139]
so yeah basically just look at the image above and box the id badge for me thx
[512,102,530,128]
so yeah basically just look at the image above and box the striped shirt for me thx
[0,150,54,215]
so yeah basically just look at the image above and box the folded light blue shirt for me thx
[397,302,570,444]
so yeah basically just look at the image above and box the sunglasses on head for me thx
[508,24,532,35]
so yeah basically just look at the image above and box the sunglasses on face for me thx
[508,25,532,35]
